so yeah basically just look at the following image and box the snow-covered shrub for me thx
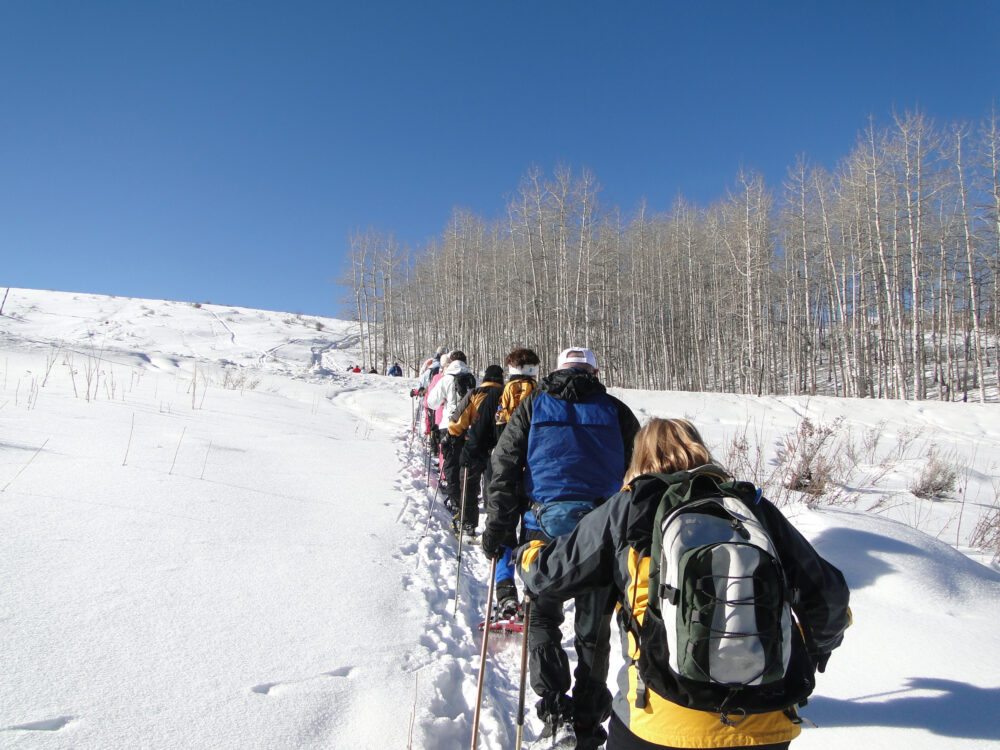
[908,446,961,499]
[720,421,766,488]
[774,417,844,501]
[221,368,261,392]
[970,498,1000,563]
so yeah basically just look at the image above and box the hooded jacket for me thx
[447,378,504,469]
[427,359,475,431]
[516,471,851,748]
[485,367,639,540]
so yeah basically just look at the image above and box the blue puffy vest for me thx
[523,391,625,530]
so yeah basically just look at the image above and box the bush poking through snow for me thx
[774,417,844,500]
[909,446,961,499]
[970,499,1000,563]
[221,368,261,392]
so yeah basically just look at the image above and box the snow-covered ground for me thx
[1,287,998,750]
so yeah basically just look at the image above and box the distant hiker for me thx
[483,347,640,748]
[446,364,504,539]
[388,362,403,377]
[417,346,448,391]
[488,347,541,619]
[427,350,477,515]
[368,367,377,374]
[413,348,447,447]
[423,351,451,462]
[516,418,852,749]
[351,365,362,374]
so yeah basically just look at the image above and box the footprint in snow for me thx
[3,716,75,731]
[322,666,353,678]
[251,668,353,695]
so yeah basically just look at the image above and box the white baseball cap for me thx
[557,347,598,371]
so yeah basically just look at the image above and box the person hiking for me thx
[387,362,403,377]
[495,347,542,439]
[427,350,476,514]
[422,351,450,472]
[446,364,505,539]
[487,347,541,619]
[415,347,446,394]
[515,418,852,749]
[483,347,640,748]
[415,349,446,432]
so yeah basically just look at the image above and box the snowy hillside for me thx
[1,287,999,750]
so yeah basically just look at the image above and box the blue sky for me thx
[2,1,998,318]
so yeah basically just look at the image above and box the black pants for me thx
[444,444,480,527]
[528,585,616,728]
[607,713,791,750]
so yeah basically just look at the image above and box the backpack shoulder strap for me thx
[641,465,740,612]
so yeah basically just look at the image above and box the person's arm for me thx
[756,499,851,664]
[485,393,535,539]
[517,491,624,599]
[448,389,480,437]
[611,396,641,470]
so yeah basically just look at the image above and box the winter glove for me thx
[459,456,486,473]
[811,652,831,673]
[481,526,508,561]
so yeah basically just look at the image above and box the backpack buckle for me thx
[659,583,680,606]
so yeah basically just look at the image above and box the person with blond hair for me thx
[516,418,851,749]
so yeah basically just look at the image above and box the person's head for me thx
[625,418,714,483]
[556,347,598,374]
[449,350,467,363]
[483,364,504,383]
[505,347,540,377]
[439,352,452,368]
[436,346,448,356]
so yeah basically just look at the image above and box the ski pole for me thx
[453,466,469,616]
[471,558,497,750]
[515,597,532,749]
[423,481,440,537]
[424,434,433,489]
[408,396,417,449]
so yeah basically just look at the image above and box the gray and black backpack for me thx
[623,465,815,723]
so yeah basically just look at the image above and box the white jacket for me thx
[426,360,475,430]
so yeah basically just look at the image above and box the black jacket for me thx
[450,380,504,469]
[485,368,640,544]
[517,470,851,742]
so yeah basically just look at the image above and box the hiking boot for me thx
[495,578,520,619]
[536,694,573,740]
[573,720,608,749]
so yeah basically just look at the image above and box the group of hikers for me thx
[410,345,852,750]
[345,362,404,375]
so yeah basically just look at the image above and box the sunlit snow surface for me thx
[1,288,998,749]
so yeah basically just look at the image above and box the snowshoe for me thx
[478,602,524,635]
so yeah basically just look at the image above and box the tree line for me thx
[347,109,1000,402]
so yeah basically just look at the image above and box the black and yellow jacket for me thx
[516,471,851,748]
[448,378,503,469]
[493,375,537,437]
